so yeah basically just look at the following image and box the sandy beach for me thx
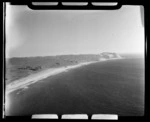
[6,57,124,95]
[6,61,98,95]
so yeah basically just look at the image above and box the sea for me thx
[6,56,144,116]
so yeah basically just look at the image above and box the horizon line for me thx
[6,52,144,59]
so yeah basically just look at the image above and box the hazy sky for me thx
[6,4,144,58]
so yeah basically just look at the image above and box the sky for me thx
[6,3,144,58]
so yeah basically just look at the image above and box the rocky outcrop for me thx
[99,52,122,61]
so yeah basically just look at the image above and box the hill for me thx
[5,53,122,84]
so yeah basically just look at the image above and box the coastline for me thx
[5,57,144,116]
[6,61,98,95]
[6,57,124,95]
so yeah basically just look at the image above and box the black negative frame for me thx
[2,0,148,120]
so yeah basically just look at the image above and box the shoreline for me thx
[5,57,144,116]
[6,61,98,95]
[6,58,124,95]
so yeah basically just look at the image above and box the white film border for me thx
[32,114,58,119]
[32,114,118,120]
[61,114,88,119]
[91,114,118,120]
[31,2,118,6]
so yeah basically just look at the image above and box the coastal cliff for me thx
[99,52,122,61]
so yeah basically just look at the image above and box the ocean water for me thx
[6,57,144,116]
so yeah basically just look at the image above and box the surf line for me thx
[6,61,98,95]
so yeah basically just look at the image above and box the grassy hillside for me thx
[5,54,100,84]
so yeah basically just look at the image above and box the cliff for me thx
[99,52,122,61]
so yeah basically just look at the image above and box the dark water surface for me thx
[6,58,144,116]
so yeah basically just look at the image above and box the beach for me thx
[6,61,98,95]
